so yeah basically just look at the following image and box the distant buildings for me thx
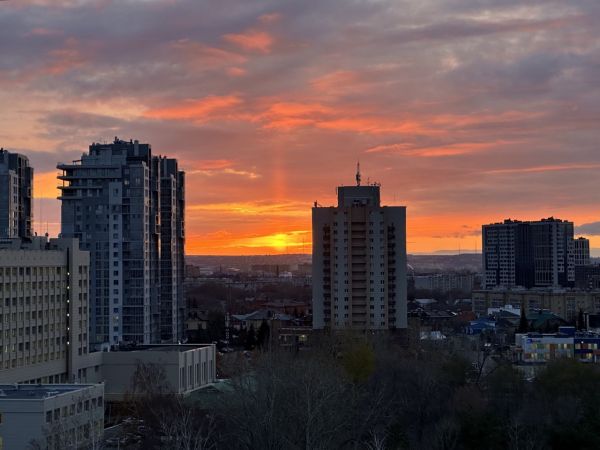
[514,326,600,364]
[57,138,185,348]
[0,149,33,239]
[482,218,588,289]
[574,237,591,266]
[312,168,407,331]
[575,265,600,290]
[412,272,477,293]
[472,289,600,323]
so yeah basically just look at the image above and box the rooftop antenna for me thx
[356,161,361,186]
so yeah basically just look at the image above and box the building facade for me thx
[574,237,591,267]
[312,172,407,331]
[472,289,600,322]
[0,237,100,385]
[412,273,476,293]
[101,344,216,402]
[57,138,185,348]
[575,265,600,290]
[0,383,104,450]
[0,149,33,239]
[482,218,575,289]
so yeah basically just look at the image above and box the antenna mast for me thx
[356,161,361,186]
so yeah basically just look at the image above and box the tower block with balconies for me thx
[312,166,407,331]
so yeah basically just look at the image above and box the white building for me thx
[101,344,216,402]
[312,168,407,331]
[0,237,102,385]
[0,383,104,450]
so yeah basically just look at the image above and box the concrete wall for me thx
[100,345,216,401]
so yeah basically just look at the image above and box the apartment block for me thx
[0,149,33,239]
[312,170,407,331]
[482,218,576,289]
[574,237,591,267]
[58,138,185,347]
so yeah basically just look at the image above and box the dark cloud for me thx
[576,222,600,236]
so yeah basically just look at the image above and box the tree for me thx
[577,309,586,331]
[341,341,376,383]
[256,320,270,349]
[517,307,529,333]
[244,325,257,350]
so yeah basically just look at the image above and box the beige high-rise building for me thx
[0,237,100,384]
[312,167,407,331]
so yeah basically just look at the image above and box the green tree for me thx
[341,342,375,383]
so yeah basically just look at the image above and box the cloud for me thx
[484,163,600,175]
[143,95,242,121]
[2,0,600,254]
[258,12,282,24]
[576,222,600,236]
[223,29,274,53]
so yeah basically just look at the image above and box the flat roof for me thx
[114,344,213,353]
[0,384,99,400]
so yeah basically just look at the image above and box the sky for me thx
[1,0,600,255]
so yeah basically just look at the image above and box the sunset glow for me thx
[3,0,600,255]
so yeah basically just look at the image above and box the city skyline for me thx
[2,0,600,255]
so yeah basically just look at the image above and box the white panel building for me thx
[312,170,407,331]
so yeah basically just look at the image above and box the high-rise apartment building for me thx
[574,237,591,267]
[0,237,95,384]
[312,169,407,331]
[0,149,33,239]
[57,138,185,348]
[482,218,575,289]
[159,158,185,342]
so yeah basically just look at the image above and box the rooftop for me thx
[114,344,213,353]
[0,384,97,400]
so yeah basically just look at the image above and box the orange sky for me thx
[4,0,600,255]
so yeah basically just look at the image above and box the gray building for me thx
[574,237,591,267]
[0,383,104,449]
[101,344,216,402]
[483,218,575,289]
[413,273,476,293]
[0,237,101,385]
[57,138,185,348]
[0,149,33,239]
[312,168,407,331]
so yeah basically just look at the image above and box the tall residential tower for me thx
[0,149,33,238]
[57,138,185,348]
[482,218,576,289]
[312,168,407,331]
